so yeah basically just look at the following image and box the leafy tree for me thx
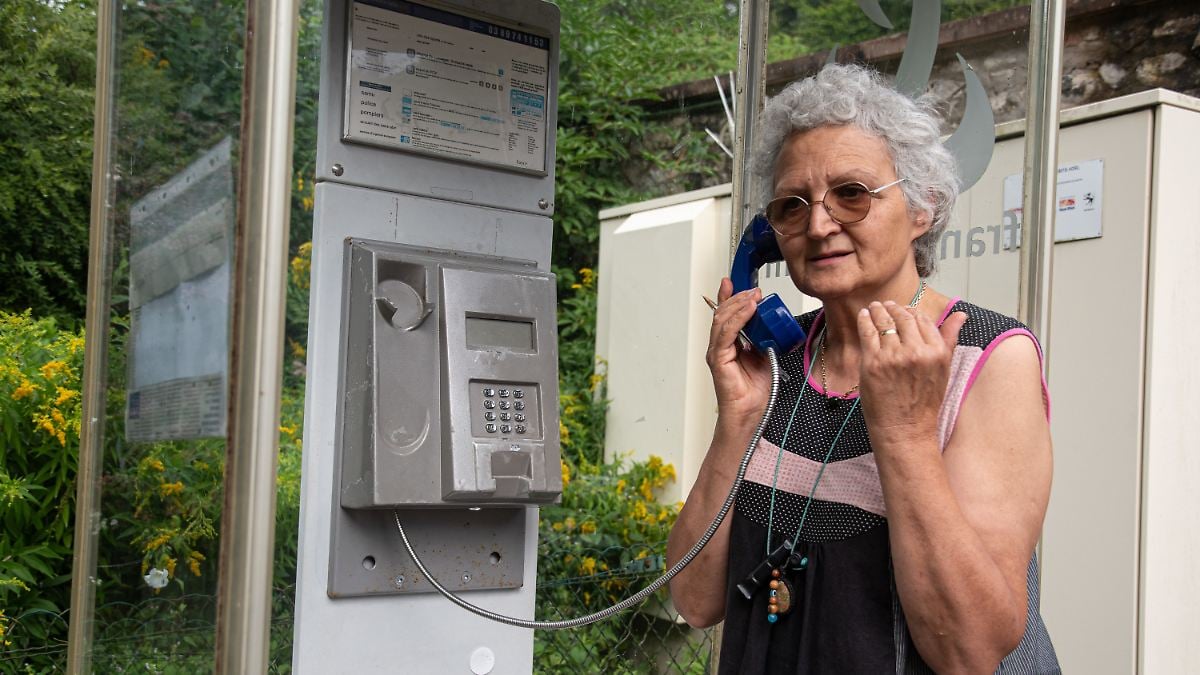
[0,0,97,327]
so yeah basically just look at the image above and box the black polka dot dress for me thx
[716,299,1061,674]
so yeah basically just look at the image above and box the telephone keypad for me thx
[472,380,540,439]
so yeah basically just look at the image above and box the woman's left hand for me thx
[855,301,968,449]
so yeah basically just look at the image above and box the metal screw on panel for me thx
[462,572,472,584]
[332,163,345,176]
[394,575,405,588]
[537,198,549,210]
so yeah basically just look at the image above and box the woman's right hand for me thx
[705,278,772,422]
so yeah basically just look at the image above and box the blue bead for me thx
[767,614,778,624]
[770,590,776,597]
[799,556,809,569]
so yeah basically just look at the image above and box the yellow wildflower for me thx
[570,283,582,290]
[579,557,597,576]
[51,409,65,426]
[631,500,648,520]
[39,360,67,380]
[583,591,591,604]
[288,338,306,359]
[280,424,298,437]
[68,336,85,354]
[188,551,205,577]
[636,549,648,560]
[54,387,79,406]
[661,463,677,483]
[12,379,37,400]
[165,557,177,577]
[615,479,626,493]
[559,420,570,445]
[302,196,314,211]
[552,522,563,531]
[580,520,596,535]
[296,175,305,192]
[560,461,570,488]
[563,517,576,531]
[589,373,603,392]
[639,479,653,501]
[144,531,172,552]
[156,58,169,69]
[579,267,595,287]
[146,458,165,472]
[159,481,185,497]
[56,430,66,446]
[136,46,155,65]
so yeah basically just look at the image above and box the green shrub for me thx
[0,311,85,652]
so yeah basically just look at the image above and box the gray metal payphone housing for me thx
[293,0,560,669]
[338,239,561,508]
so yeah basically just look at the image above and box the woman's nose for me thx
[806,202,842,238]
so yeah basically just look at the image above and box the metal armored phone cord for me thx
[393,346,782,629]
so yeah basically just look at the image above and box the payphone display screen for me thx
[344,0,551,174]
[465,316,535,351]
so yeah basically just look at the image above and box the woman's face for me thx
[772,125,928,301]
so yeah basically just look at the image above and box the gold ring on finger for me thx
[879,328,899,337]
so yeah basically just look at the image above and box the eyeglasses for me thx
[763,178,908,237]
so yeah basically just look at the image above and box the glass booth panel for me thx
[84,0,247,670]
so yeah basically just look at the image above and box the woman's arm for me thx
[667,279,770,627]
[860,303,1052,673]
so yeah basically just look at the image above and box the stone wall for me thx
[630,0,1199,197]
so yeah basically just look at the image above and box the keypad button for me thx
[499,401,510,410]
[483,400,496,409]
[499,424,512,434]
[514,401,525,411]
[498,388,510,397]
[484,412,496,421]
[499,412,510,421]
[483,388,495,397]
[515,424,527,434]
[513,389,524,399]
[485,423,497,433]
[514,413,525,423]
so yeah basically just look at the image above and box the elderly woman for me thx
[666,64,1059,673]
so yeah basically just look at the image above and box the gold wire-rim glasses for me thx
[764,177,908,237]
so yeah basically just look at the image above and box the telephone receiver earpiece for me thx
[729,215,807,354]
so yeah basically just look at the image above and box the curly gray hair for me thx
[752,64,958,277]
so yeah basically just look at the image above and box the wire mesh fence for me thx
[533,539,714,674]
[0,547,709,674]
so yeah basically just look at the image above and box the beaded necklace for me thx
[753,279,926,624]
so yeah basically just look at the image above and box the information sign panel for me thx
[345,0,550,174]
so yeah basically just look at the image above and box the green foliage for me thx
[535,452,686,673]
[0,311,85,652]
[0,0,97,327]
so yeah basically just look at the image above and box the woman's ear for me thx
[910,212,932,241]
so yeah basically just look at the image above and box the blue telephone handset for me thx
[730,214,807,354]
